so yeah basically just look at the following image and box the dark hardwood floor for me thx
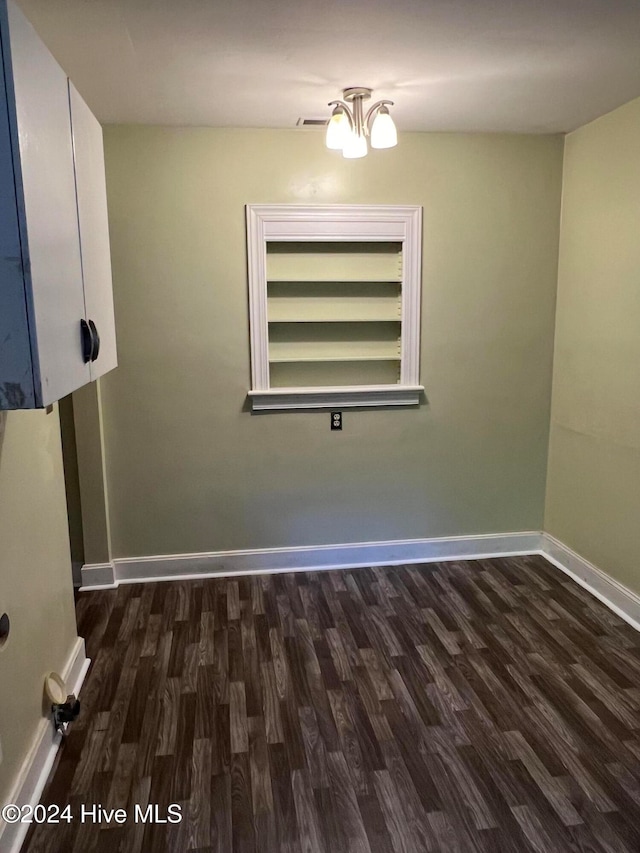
[22,556,640,852]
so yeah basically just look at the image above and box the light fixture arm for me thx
[327,99,354,130]
[328,96,395,137]
[358,93,368,137]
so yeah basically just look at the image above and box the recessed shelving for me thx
[246,205,423,410]
[268,320,400,365]
[269,316,398,323]
[266,242,402,283]
[269,359,402,389]
[267,280,401,324]
[269,351,401,363]
[266,244,402,381]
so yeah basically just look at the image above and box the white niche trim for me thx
[246,204,423,411]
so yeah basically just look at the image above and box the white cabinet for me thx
[0,0,116,409]
[69,82,117,381]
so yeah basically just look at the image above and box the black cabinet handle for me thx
[80,319,93,364]
[88,319,100,362]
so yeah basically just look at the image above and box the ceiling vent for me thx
[296,118,329,127]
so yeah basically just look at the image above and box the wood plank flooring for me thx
[21,556,640,852]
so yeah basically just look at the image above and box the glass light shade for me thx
[370,108,397,149]
[342,130,367,159]
[325,109,351,150]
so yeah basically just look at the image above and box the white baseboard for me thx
[79,531,543,591]
[80,561,116,588]
[540,533,640,633]
[115,531,543,581]
[79,532,640,636]
[0,637,90,853]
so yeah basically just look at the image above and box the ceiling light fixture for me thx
[326,87,397,158]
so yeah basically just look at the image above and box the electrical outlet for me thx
[330,411,342,430]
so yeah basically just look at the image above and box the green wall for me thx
[0,409,78,806]
[99,127,563,558]
[545,97,640,593]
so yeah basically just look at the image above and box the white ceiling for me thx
[17,0,640,133]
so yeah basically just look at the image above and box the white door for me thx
[69,82,117,380]
[7,0,89,405]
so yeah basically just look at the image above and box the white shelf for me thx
[269,317,400,323]
[267,278,401,283]
[270,359,400,388]
[267,281,401,323]
[269,339,400,363]
[266,246,402,283]
[269,356,401,363]
[268,299,400,323]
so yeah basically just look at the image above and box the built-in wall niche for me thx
[246,205,423,410]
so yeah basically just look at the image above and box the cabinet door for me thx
[7,0,89,406]
[0,30,34,409]
[69,82,117,380]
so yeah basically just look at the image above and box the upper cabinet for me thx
[0,0,116,409]
[68,82,117,382]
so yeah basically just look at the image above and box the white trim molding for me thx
[78,532,640,635]
[248,384,423,410]
[0,638,90,853]
[245,204,423,411]
[81,532,542,588]
[540,533,640,633]
[80,561,115,588]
